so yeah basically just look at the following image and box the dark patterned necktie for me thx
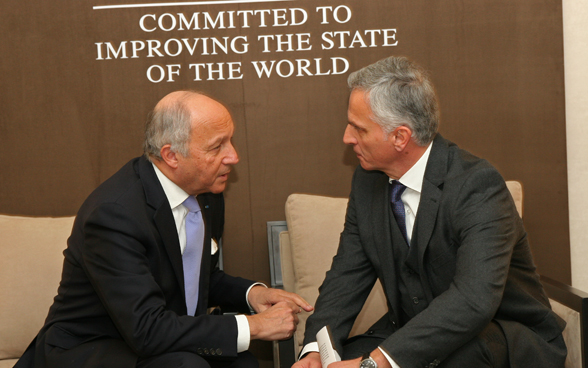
[390,180,408,244]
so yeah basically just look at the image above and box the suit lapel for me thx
[414,135,448,275]
[370,172,401,321]
[138,157,186,297]
[414,180,442,265]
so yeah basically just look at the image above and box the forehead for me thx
[348,90,378,128]
[188,97,235,142]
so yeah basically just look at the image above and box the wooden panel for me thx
[0,0,569,301]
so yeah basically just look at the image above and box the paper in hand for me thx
[316,325,341,368]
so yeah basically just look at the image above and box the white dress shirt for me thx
[152,163,251,352]
[299,143,433,368]
[390,142,432,244]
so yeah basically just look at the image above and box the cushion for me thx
[0,359,18,368]
[0,214,74,360]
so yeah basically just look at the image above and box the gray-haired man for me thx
[293,56,566,368]
[16,91,313,368]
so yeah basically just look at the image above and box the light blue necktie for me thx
[182,196,205,316]
[390,180,408,245]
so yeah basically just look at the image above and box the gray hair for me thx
[347,56,439,146]
[143,94,193,161]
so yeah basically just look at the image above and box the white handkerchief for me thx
[211,238,219,255]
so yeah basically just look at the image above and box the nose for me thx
[224,142,239,165]
[343,124,356,146]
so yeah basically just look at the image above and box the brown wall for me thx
[1,0,569,325]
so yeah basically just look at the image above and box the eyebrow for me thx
[348,121,364,131]
[206,136,224,148]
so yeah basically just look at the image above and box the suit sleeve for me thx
[208,267,256,313]
[381,167,521,366]
[81,201,247,359]
[303,169,380,353]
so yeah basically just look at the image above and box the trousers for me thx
[342,321,509,368]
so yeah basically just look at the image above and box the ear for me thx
[392,126,413,151]
[160,144,179,169]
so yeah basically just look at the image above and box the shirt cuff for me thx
[235,314,250,353]
[299,342,319,359]
[245,282,267,313]
[237,282,267,353]
[378,347,401,368]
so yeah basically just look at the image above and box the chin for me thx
[359,162,375,172]
[209,183,227,194]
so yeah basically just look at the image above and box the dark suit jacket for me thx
[304,135,566,368]
[16,156,255,368]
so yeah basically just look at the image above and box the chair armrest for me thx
[540,275,588,368]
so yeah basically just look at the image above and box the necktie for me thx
[182,196,205,316]
[390,180,408,244]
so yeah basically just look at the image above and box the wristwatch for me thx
[360,352,378,368]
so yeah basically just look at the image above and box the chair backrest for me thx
[280,194,387,352]
[505,180,523,217]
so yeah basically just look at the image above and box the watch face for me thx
[360,358,377,368]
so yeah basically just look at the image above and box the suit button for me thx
[368,330,374,335]
[204,348,210,355]
[216,348,223,355]
[412,297,419,304]
[197,348,203,355]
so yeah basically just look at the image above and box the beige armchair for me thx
[268,181,587,368]
[0,215,75,368]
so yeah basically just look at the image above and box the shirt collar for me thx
[152,162,191,209]
[389,142,433,194]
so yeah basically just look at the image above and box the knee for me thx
[179,352,212,368]
[137,351,211,368]
[203,351,258,368]
[232,351,259,368]
[440,322,508,368]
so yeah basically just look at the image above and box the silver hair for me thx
[143,94,193,161]
[347,56,439,146]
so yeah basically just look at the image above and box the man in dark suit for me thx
[293,56,566,368]
[16,91,312,368]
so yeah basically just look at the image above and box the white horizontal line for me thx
[94,0,294,10]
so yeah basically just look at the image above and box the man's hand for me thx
[329,349,392,368]
[248,286,313,314]
[292,352,322,368]
[246,301,300,341]
[327,357,361,368]
[293,348,393,368]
